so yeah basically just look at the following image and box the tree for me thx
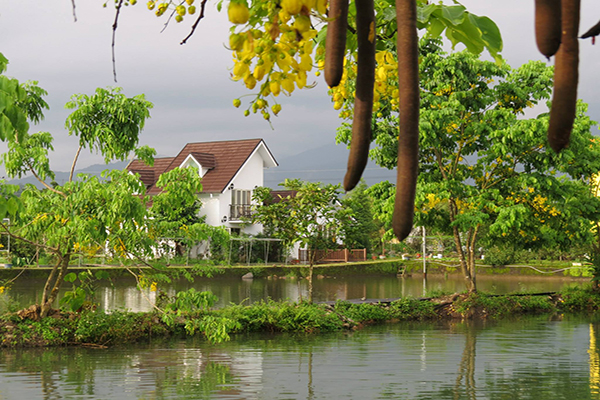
[339,45,600,291]
[252,179,342,302]
[0,54,222,317]
[148,167,205,257]
[339,181,378,253]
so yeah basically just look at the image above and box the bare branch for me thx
[71,0,78,22]
[25,161,67,198]
[0,220,58,253]
[180,0,208,45]
[160,7,177,33]
[69,145,83,182]
[112,0,125,83]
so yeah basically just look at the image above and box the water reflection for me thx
[3,274,586,313]
[454,322,477,400]
[2,318,600,399]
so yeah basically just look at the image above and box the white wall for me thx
[199,149,267,236]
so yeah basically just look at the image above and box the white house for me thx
[126,138,278,236]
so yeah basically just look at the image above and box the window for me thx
[230,190,252,220]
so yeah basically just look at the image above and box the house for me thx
[126,138,278,236]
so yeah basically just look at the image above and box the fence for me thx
[298,248,367,264]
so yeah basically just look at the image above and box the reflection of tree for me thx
[454,322,477,400]
[308,350,315,400]
[590,324,600,396]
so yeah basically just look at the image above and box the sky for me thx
[0,0,599,174]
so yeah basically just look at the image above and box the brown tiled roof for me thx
[189,152,216,169]
[127,157,174,175]
[126,139,273,195]
[129,169,155,187]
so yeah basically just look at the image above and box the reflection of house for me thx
[126,138,278,235]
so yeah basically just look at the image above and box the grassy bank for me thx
[2,286,600,348]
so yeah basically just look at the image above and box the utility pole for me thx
[422,226,427,278]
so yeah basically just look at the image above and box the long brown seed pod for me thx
[393,0,419,241]
[343,0,376,192]
[535,0,562,59]
[324,0,349,88]
[547,0,580,153]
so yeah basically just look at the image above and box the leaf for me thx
[427,18,446,38]
[0,201,7,220]
[64,272,77,283]
[441,5,466,25]
[6,197,19,216]
[468,14,503,61]
[95,270,110,280]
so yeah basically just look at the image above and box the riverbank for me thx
[0,257,591,281]
[2,286,599,348]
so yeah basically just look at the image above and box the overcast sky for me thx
[0,0,599,173]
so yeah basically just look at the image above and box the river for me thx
[1,273,587,313]
[1,317,599,399]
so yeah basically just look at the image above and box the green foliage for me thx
[73,310,167,345]
[220,300,344,333]
[343,42,600,290]
[252,179,343,255]
[60,270,111,312]
[65,87,154,165]
[168,288,218,313]
[339,181,379,252]
[558,286,600,312]
[452,292,556,318]
[483,246,524,267]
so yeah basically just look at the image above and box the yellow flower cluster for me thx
[328,50,400,120]
[228,0,326,120]
[147,0,197,22]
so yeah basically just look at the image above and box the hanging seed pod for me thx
[392,0,420,241]
[324,0,349,88]
[343,0,375,191]
[547,0,580,152]
[580,18,600,44]
[535,0,562,58]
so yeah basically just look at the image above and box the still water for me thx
[1,317,600,399]
[3,274,587,313]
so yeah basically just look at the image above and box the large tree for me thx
[252,179,342,302]
[338,45,600,291]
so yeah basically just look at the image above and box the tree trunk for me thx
[308,263,314,303]
[452,226,476,292]
[40,254,71,318]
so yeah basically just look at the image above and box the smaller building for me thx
[126,138,278,235]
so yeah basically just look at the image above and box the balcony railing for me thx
[229,204,253,221]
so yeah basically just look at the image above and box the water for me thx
[1,317,600,399]
[2,273,587,313]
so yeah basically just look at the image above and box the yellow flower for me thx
[228,2,250,25]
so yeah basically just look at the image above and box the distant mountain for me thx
[264,142,396,188]
[8,146,396,190]
[7,160,130,189]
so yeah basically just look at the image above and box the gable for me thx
[126,139,277,195]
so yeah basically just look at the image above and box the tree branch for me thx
[69,145,83,182]
[0,220,59,253]
[112,0,125,83]
[180,0,208,45]
[71,0,77,22]
[125,267,166,314]
[25,161,66,197]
